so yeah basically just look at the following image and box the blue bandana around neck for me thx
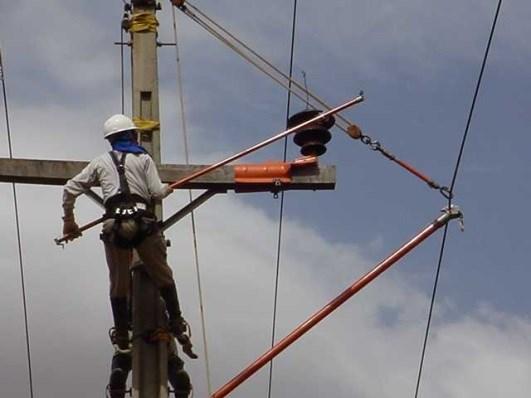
[110,136,148,154]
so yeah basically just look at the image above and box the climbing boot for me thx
[176,332,198,360]
[110,328,130,353]
[160,284,198,359]
[168,354,192,397]
[159,283,182,321]
[167,317,197,359]
[168,316,187,336]
[110,297,131,352]
[107,352,131,398]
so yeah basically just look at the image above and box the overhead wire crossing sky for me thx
[414,1,504,397]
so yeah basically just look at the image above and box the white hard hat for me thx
[103,114,137,139]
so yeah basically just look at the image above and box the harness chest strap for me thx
[109,151,131,197]
[103,151,158,248]
[107,151,150,215]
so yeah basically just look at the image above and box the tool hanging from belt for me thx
[103,151,157,248]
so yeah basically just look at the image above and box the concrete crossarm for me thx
[0,158,335,192]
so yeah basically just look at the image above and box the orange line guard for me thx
[234,156,318,184]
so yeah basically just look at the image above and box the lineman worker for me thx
[61,114,196,358]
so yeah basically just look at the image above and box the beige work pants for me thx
[103,220,175,298]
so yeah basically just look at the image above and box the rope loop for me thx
[133,327,173,344]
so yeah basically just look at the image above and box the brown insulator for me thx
[287,110,335,156]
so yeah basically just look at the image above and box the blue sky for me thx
[1,1,530,397]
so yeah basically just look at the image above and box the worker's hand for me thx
[62,216,82,241]
[164,185,174,197]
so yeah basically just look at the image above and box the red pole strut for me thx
[211,206,462,398]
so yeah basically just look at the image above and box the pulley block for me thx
[287,110,335,156]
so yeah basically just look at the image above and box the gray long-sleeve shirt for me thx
[63,151,171,215]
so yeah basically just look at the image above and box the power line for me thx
[171,6,213,395]
[177,1,450,198]
[414,1,503,397]
[268,2,298,397]
[448,1,503,195]
[414,223,450,398]
[0,46,35,398]
[177,2,353,134]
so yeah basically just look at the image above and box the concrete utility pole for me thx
[129,1,167,397]
[0,1,336,397]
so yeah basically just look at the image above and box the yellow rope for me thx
[129,12,159,33]
[133,117,160,131]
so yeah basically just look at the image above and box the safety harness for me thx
[103,151,158,248]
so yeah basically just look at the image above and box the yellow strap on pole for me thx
[129,12,159,33]
[133,117,160,131]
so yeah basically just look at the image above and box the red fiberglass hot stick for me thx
[210,205,463,398]
[54,93,365,245]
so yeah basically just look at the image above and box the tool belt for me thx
[105,193,152,219]
[103,196,159,248]
[101,151,159,248]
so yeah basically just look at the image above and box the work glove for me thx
[62,215,82,241]
[164,185,174,197]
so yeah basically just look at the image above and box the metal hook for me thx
[439,186,453,200]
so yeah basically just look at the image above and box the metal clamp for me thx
[273,179,282,199]
[442,204,464,231]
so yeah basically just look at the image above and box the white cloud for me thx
[1,1,118,91]
[166,196,531,398]
[162,0,531,86]
[1,1,531,397]
[2,187,531,397]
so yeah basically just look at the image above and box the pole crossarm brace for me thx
[0,158,335,192]
[161,189,222,232]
